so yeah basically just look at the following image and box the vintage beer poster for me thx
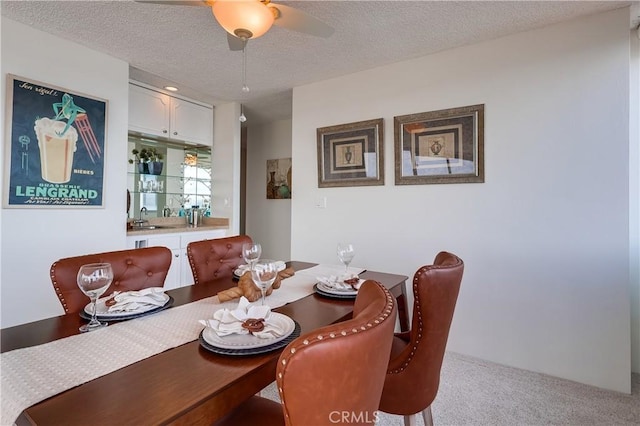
[3,75,107,207]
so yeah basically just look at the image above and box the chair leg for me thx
[403,414,418,426]
[403,406,433,426]
[422,405,433,426]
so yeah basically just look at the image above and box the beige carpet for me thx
[262,351,640,425]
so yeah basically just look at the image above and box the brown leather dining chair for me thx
[379,251,464,426]
[215,280,397,426]
[50,246,172,314]
[186,234,253,283]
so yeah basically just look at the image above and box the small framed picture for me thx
[266,157,292,199]
[394,104,484,185]
[316,118,384,188]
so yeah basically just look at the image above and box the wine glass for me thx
[337,243,355,275]
[251,259,278,306]
[242,243,262,271]
[77,263,113,332]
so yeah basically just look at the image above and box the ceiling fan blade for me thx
[227,33,246,51]
[269,3,334,38]
[134,0,208,6]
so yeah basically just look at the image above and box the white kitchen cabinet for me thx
[129,83,213,146]
[126,229,226,289]
[170,97,213,146]
[129,84,171,139]
[167,249,182,290]
[126,234,181,290]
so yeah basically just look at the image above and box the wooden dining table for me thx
[1,261,409,425]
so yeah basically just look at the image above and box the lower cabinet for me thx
[126,229,226,289]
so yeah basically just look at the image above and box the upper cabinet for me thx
[129,84,213,146]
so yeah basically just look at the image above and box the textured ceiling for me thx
[1,0,635,125]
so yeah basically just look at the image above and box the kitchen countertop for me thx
[126,217,229,237]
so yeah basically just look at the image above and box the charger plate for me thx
[314,284,357,300]
[199,320,301,356]
[202,312,295,349]
[80,296,174,322]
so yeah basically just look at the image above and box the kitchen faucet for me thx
[134,207,148,225]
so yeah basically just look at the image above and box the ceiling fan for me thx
[135,0,334,51]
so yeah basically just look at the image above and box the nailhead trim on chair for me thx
[50,262,70,313]
[388,258,463,374]
[387,268,426,374]
[187,246,199,285]
[277,284,395,418]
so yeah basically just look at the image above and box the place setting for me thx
[314,243,365,300]
[199,260,300,355]
[76,262,173,331]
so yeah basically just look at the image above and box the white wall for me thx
[212,102,241,235]
[1,18,130,328]
[291,8,632,392]
[630,26,640,374]
[245,119,292,260]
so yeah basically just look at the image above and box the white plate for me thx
[83,292,170,318]
[316,280,362,296]
[202,312,295,349]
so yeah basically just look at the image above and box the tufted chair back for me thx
[186,235,253,284]
[378,251,463,426]
[214,280,397,426]
[50,246,172,314]
[278,280,397,425]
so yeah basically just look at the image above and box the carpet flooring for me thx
[262,351,640,425]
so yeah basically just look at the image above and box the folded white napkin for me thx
[199,297,285,339]
[235,261,286,276]
[106,287,167,313]
[317,274,363,291]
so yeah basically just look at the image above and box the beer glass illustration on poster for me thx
[4,75,107,207]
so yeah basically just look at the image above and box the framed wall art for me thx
[267,157,292,199]
[316,118,384,188]
[3,74,108,208]
[394,104,484,185]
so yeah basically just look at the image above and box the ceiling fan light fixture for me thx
[212,0,275,40]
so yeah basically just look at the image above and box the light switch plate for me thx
[315,196,327,209]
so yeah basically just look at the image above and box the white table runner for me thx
[0,264,362,425]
